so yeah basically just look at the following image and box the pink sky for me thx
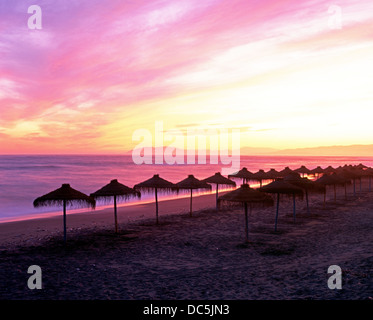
[1,0,373,154]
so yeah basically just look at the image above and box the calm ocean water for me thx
[1,154,372,222]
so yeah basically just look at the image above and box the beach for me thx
[0,183,372,300]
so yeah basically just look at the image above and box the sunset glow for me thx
[1,0,372,154]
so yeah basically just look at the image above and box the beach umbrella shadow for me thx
[90,179,140,233]
[218,184,274,242]
[33,184,96,243]
[134,174,178,225]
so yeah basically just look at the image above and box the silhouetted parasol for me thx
[356,163,368,170]
[228,167,253,184]
[90,179,141,233]
[259,179,303,231]
[323,166,336,175]
[218,184,274,242]
[177,175,211,217]
[293,165,312,177]
[334,169,355,199]
[316,174,345,205]
[266,168,281,180]
[33,184,96,243]
[134,174,178,224]
[310,166,324,178]
[251,169,270,188]
[284,173,325,214]
[203,172,236,210]
[362,167,373,192]
[278,167,293,177]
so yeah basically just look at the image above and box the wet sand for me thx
[0,182,372,299]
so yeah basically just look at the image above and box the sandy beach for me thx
[0,182,372,300]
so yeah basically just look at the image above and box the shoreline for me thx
[0,189,227,248]
[0,180,372,299]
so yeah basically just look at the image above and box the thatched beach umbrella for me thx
[259,180,303,231]
[33,184,96,243]
[356,163,368,170]
[316,174,345,205]
[352,167,365,193]
[278,167,293,177]
[284,173,325,214]
[203,172,236,210]
[90,179,141,233]
[176,175,212,217]
[293,165,312,178]
[228,167,253,184]
[310,166,324,178]
[218,184,274,242]
[266,168,281,180]
[134,174,178,225]
[362,167,373,192]
[323,166,336,175]
[334,169,355,199]
[251,169,270,188]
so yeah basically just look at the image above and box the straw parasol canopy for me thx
[228,167,253,184]
[218,184,274,242]
[203,172,236,210]
[278,167,294,177]
[134,174,178,224]
[266,168,281,180]
[90,179,141,233]
[323,166,336,175]
[293,165,312,177]
[284,173,325,214]
[251,169,270,188]
[259,179,303,231]
[356,163,368,170]
[310,166,324,178]
[176,175,212,217]
[33,184,96,243]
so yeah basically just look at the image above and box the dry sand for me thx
[0,183,372,300]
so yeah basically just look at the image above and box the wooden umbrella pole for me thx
[334,184,337,203]
[114,195,118,233]
[345,183,347,200]
[306,190,310,214]
[190,189,193,217]
[244,202,249,242]
[216,184,219,211]
[274,193,280,232]
[155,188,159,225]
[292,193,296,223]
[63,200,67,243]
[369,176,372,192]
[353,179,356,196]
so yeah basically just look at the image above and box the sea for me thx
[1,154,372,223]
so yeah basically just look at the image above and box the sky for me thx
[0,0,373,154]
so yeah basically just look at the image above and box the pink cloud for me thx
[1,0,372,153]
